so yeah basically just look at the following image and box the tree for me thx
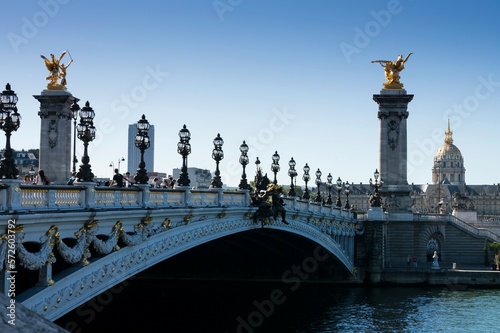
[489,242,500,270]
[484,239,490,267]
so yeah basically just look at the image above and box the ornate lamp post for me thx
[288,157,297,197]
[326,173,333,205]
[70,99,80,174]
[0,84,21,179]
[315,168,322,203]
[210,133,224,188]
[75,101,96,182]
[302,163,310,200]
[369,169,383,207]
[344,181,351,209]
[238,141,250,190]
[177,124,191,187]
[271,151,280,184]
[336,177,343,208]
[133,114,150,184]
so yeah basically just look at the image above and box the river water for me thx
[57,279,500,333]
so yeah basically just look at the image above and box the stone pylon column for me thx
[373,89,414,212]
[33,91,76,184]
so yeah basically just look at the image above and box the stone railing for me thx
[0,180,253,213]
[414,213,500,243]
[0,180,358,219]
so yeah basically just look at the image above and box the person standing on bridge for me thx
[110,168,124,187]
[34,169,50,185]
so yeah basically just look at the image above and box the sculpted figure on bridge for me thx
[252,184,288,227]
[371,53,413,89]
[41,51,73,90]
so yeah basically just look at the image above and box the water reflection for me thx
[57,280,500,333]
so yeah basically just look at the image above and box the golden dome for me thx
[435,142,463,161]
[435,120,463,161]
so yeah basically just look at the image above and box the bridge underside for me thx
[140,228,352,282]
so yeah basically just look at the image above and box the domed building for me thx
[347,123,500,231]
[432,121,466,189]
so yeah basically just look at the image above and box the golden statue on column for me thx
[41,51,73,90]
[371,53,413,90]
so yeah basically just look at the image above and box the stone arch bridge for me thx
[0,183,361,321]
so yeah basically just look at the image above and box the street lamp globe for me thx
[287,157,297,197]
[210,133,224,188]
[271,150,280,184]
[238,140,250,190]
[75,101,96,182]
[177,124,191,187]
[0,83,21,179]
[326,173,333,205]
[336,177,343,208]
[315,168,322,203]
[133,114,151,184]
[302,163,310,200]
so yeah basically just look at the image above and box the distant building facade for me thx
[127,123,155,174]
[172,167,212,189]
[343,124,500,220]
[0,148,39,179]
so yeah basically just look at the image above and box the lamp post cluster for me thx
[71,100,96,182]
[177,124,191,187]
[238,141,250,190]
[134,114,151,184]
[210,133,224,188]
[0,86,357,200]
[0,84,21,179]
[239,152,349,209]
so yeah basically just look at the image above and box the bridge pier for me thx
[373,89,414,213]
[34,90,76,184]
[2,179,22,212]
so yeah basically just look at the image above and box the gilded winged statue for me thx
[41,51,73,90]
[371,53,413,89]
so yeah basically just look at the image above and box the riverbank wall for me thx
[364,268,500,287]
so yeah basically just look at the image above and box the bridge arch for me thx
[18,210,357,321]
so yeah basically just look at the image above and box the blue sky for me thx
[1,0,499,186]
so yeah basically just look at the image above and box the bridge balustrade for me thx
[0,183,259,213]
